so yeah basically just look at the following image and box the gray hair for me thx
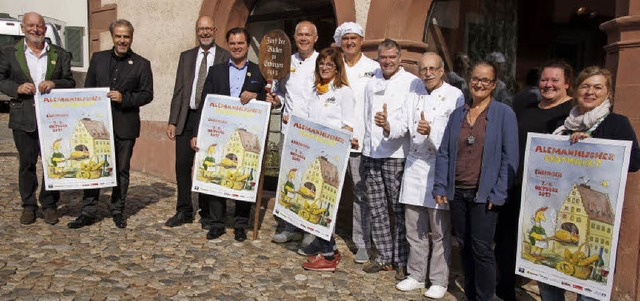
[377,38,401,55]
[109,19,134,36]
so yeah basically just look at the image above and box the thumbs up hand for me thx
[416,111,431,135]
[374,103,390,135]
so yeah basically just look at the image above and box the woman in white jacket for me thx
[299,47,356,272]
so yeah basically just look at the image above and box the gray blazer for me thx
[0,40,75,132]
[168,44,230,135]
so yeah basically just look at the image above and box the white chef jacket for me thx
[362,67,426,159]
[279,51,319,134]
[344,54,378,153]
[307,83,355,131]
[389,82,464,208]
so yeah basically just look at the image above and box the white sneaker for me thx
[395,276,425,292]
[424,285,447,299]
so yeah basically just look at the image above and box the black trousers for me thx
[207,196,252,230]
[494,186,520,301]
[450,188,499,301]
[175,109,212,219]
[81,137,135,218]
[13,129,59,209]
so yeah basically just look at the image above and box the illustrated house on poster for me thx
[553,184,614,268]
[294,156,339,226]
[222,128,260,175]
[72,118,111,160]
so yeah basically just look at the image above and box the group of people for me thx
[0,12,153,230]
[3,12,639,301]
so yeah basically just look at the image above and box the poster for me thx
[34,88,117,190]
[192,94,271,203]
[273,115,351,241]
[515,133,632,301]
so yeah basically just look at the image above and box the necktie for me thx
[194,51,209,109]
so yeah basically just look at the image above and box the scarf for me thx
[316,81,331,95]
[553,99,611,135]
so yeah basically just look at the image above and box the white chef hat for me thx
[333,22,364,46]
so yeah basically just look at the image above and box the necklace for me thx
[465,103,488,145]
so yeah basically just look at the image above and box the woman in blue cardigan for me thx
[432,60,519,301]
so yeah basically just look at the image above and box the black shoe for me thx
[67,215,95,229]
[394,265,407,280]
[113,214,127,228]
[164,212,193,227]
[234,228,247,242]
[206,228,225,240]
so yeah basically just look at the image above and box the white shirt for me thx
[391,82,464,208]
[389,82,464,158]
[307,83,355,131]
[280,51,318,133]
[344,54,378,152]
[362,67,426,159]
[24,40,49,91]
[190,46,217,109]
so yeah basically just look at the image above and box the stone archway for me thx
[362,0,433,73]
[199,0,356,46]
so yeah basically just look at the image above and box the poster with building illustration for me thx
[515,133,632,301]
[34,88,117,190]
[192,94,271,203]
[273,115,352,241]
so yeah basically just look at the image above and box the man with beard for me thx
[68,19,153,229]
[0,12,75,225]
[165,16,230,228]
[269,21,318,244]
[190,27,269,242]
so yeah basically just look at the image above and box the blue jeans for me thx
[450,188,498,301]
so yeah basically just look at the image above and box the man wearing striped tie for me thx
[165,15,230,228]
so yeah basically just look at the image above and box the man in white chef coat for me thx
[333,21,379,263]
[363,39,426,278]
[387,52,464,298]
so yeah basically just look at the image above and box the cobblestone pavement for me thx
[0,113,542,300]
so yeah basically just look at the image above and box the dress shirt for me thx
[229,59,248,98]
[307,83,355,130]
[279,51,318,133]
[190,46,216,109]
[362,67,426,159]
[344,54,378,152]
[24,40,49,90]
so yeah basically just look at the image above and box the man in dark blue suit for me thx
[190,27,273,241]
[68,19,153,229]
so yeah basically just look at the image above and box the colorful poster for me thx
[273,115,352,241]
[192,94,271,203]
[516,133,632,301]
[34,88,117,190]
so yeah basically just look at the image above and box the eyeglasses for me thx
[197,27,216,32]
[470,77,495,86]
[420,66,442,74]
[318,62,336,70]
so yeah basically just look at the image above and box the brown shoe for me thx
[43,208,59,225]
[20,208,36,225]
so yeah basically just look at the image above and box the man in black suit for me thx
[165,16,230,228]
[68,19,153,229]
[0,12,75,225]
[190,27,273,241]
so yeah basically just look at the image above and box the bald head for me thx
[419,52,445,92]
[294,21,317,58]
[21,12,46,46]
[196,15,217,50]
